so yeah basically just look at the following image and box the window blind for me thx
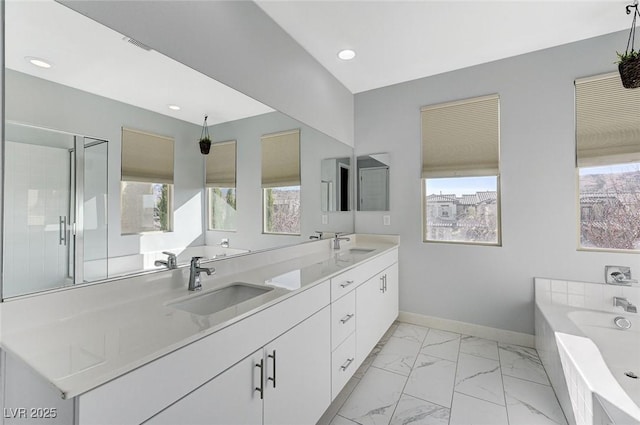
[205,140,236,187]
[261,129,301,188]
[421,94,500,178]
[121,127,174,183]
[575,72,640,167]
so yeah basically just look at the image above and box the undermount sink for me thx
[341,248,375,255]
[170,283,273,316]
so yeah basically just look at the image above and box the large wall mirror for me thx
[2,0,353,298]
[357,154,390,211]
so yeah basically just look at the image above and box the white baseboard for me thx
[398,311,535,348]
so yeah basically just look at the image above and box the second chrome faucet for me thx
[188,256,215,291]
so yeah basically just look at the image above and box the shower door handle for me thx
[59,216,67,246]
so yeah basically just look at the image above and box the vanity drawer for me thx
[331,291,356,349]
[330,249,398,302]
[331,333,356,400]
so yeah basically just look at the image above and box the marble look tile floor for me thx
[317,322,567,425]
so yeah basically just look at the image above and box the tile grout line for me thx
[498,343,512,425]
[447,332,463,425]
[386,325,432,425]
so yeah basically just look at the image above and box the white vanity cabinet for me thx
[147,306,331,425]
[356,262,399,363]
[329,248,398,400]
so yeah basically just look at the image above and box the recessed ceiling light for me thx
[337,49,356,61]
[26,56,52,69]
[168,105,181,111]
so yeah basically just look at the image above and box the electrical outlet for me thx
[383,215,391,226]
[321,214,328,225]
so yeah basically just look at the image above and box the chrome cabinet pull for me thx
[255,359,264,399]
[383,274,388,292]
[340,358,354,371]
[340,313,355,324]
[340,280,355,288]
[268,350,277,388]
[380,275,385,292]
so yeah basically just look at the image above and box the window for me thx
[576,73,640,251]
[120,128,174,234]
[421,94,501,245]
[206,141,237,231]
[261,129,301,235]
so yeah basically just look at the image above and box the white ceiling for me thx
[5,0,274,127]
[256,1,633,94]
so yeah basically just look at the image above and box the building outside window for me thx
[120,128,174,234]
[421,95,501,245]
[576,73,640,251]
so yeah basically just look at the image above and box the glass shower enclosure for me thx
[3,122,108,298]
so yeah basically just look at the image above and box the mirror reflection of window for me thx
[261,129,301,235]
[120,128,174,235]
[206,140,237,231]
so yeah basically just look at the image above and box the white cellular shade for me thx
[576,72,640,167]
[421,94,500,178]
[206,140,237,187]
[261,129,301,188]
[121,127,174,183]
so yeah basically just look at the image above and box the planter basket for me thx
[619,56,640,88]
[199,139,212,155]
[199,115,212,155]
[619,1,640,89]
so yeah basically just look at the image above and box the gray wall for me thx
[354,30,640,335]
[60,0,354,147]
[206,111,354,250]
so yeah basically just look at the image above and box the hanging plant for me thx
[199,115,212,155]
[618,1,640,88]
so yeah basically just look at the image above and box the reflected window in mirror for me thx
[421,95,501,245]
[120,128,174,234]
[206,140,237,231]
[261,129,301,235]
[356,154,390,211]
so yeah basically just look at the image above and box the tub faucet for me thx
[188,257,215,291]
[614,297,637,313]
[332,232,350,250]
[154,251,177,269]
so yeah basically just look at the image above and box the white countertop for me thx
[0,235,399,399]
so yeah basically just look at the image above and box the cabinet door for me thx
[355,263,399,365]
[263,306,331,425]
[381,263,399,329]
[145,349,263,425]
[355,271,387,363]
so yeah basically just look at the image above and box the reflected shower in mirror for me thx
[3,122,109,297]
[357,154,390,211]
[321,157,351,212]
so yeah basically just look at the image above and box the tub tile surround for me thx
[0,234,399,399]
[535,277,640,424]
[320,321,567,425]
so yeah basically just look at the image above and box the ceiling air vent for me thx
[122,36,152,52]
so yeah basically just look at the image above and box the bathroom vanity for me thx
[0,234,399,425]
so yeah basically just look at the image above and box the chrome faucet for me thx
[155,251,178,269]
[309,231,324,240]
[332,232,351,250]
[614,297,638,313]
[188,256,215,291]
